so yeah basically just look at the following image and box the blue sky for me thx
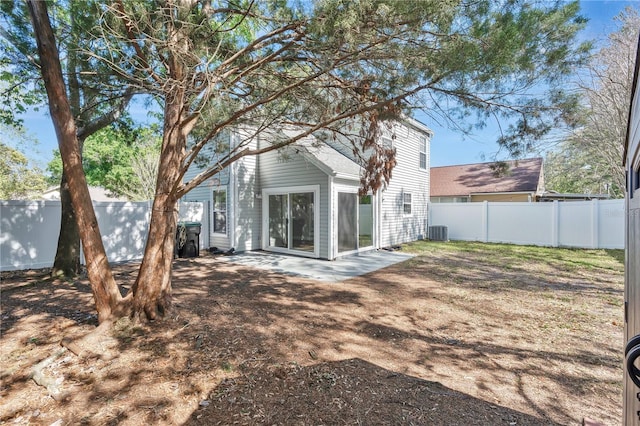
[425,0,640,167]
[16,0,640,168]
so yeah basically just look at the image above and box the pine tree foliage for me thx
[93,0,590,196]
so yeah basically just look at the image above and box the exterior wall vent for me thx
[428,225,449,242]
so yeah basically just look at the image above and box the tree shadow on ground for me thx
[184,358,560,426]
[0,252,622,425]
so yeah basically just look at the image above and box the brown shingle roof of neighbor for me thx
[430,158,543,197]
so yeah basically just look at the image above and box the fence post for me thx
[551,200,559,247]
[482,200,489,243]
[591,198,600,249]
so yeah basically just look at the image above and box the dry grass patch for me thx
[1,241,624,425]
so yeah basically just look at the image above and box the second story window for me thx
[419,136,427,170]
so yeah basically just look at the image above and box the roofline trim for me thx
[470,191,535,196]
[403,117,433,137]
[430,157,543,170]
[432,191,537,197]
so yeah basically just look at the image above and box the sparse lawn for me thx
[1,241,624,425]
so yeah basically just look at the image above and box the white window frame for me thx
[332,184,376,258]
[403,191,413,216]
[212,187,228,235]
[419,136,427,170]
[262,185,320,258]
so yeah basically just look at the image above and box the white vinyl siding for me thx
[182,130,260,252]
[180,144,219,250]
[231,129,261,252]
[259,146,331,259]
[183,120,431,256]
[379,121,430,247]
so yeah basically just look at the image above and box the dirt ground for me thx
[0,243,624,425]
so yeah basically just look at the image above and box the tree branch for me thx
[177,84,428,197]
[77,88,134,140]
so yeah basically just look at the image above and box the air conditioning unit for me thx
[429,225,449,242]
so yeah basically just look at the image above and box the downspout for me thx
[328,175,334,260]
[377,189,383,249]
[230,133,236,250]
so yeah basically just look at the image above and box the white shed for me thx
[623,32,640,426]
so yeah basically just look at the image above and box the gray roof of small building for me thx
[296,138,362,180]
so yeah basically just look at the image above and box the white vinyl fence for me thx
[428,199,624,249]
[0,200,208,271]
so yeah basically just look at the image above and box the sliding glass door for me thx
[338,193,358,252]
[337,192,374,255]
[291,192,315,252]
[264,186,318,256]
[268,194,288,248]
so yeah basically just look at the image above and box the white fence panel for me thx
[598,199,625,249]
[1,200,62,271]
[428,199,624,249]
[557,201,592,248]
[1,200,207,271]
[92,201,152,263]
[429,202,485,241]
[487,202,553,246]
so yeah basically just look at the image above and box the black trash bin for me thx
[176,221,201,258]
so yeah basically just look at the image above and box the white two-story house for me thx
[182,118,432,260]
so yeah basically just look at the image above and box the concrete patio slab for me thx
[217,249,413,282]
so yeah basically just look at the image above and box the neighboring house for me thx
[182,118,432,260]
[430,158,545,203]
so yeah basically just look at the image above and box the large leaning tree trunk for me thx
[27,0,123,324]
[51,112,131,279]
[128,12,195,320]
[130,93,186,320]
[1,1,133,279]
